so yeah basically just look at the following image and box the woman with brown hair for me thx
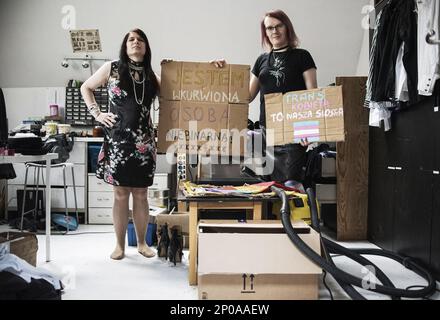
[81,29,159,260]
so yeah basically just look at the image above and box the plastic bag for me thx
[42,133,75,164]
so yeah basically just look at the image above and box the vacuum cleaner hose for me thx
[271,186,437,299]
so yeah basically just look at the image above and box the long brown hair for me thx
[118,28,159,102]
[260,9,299,51]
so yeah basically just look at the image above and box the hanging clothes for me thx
[365,10,383,109]
[366,9,394,131]
[395,43,409,102]
[366,7,394,131]
[366,0,418,131]
[417,0,440,96]
[370,0,418,104]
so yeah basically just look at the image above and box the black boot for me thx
[157,223,170,259]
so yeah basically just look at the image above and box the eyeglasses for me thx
[265,24,285,33]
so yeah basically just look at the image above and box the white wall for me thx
[0,0,370,124]
[2,87,65,131]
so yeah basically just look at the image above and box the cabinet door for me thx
[368,127,412,251]
[395,100,436,170]
[390,101,434,266]
[392,169,431,265]
[368,165,394,251]
[431,100,440,277]
[369,127,395,168]
[430,174,440,278]
[69,141,86,164]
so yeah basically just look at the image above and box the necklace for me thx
[269,48,291,87]
[128,59,144,71]
[130,71,145,105]
[270,51,288,68]
[129,68,145,84]
[132,78,145,105]
[272,45,290,52]
[128,59,146,102]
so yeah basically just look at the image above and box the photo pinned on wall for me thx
[69,29,102,53]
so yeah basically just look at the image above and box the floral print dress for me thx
[96,60,156,188]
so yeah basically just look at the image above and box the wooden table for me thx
[179,194,283,286]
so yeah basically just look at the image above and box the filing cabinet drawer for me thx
[88,191,133,207]
[88,208,113,224]
[88,191,114,207]
[88,176,113,192]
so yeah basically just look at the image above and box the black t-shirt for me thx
[252,48,317,126]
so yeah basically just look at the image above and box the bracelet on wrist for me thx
[87,103,101,119]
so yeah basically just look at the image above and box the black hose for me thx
[305,189,371,299]
[306,188,320,232]
[320,236,368,300]
[322,238,401,300]
[272,186,437,299]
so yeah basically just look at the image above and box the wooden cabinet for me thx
[334,76,369,240]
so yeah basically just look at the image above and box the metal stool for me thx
[20,162,78,233]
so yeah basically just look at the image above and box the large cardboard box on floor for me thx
[197,220,321,300]
[265,86,344,146]
[156,212,189,248]
[157,61,250,155]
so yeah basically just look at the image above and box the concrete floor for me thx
[1,223,439,300]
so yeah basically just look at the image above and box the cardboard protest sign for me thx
[157,61,250,155]
[265,86,344,146]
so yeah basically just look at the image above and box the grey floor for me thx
[1,224,439,300]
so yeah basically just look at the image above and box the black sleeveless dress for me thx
[96,60,156,188]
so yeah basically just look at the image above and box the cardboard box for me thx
[157,61,250,155]
[0,232,38,267]
[197,220,321,300]
[265,86,344,146]
[156,212,189,248]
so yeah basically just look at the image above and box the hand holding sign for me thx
[265,86,345,146]
[161,58,173,65]
[157,61,250,155]
[209,58,226,68]
[299,138,310,147]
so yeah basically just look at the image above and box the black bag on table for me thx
[41,133,75,164]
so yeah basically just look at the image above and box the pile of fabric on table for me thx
[179,181,303,198]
